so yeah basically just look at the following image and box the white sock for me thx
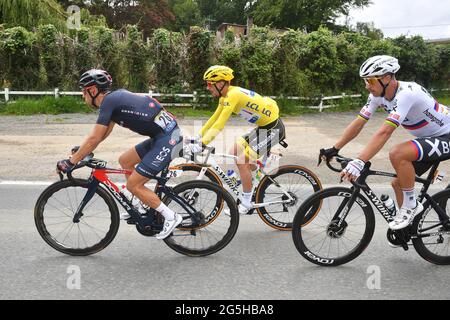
[155,203,176,220]
[402,188,416,209]
[241,191,252,207]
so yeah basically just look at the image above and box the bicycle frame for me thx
[71,164,200,230]
[333,161,450,229]
[189,148,295,208]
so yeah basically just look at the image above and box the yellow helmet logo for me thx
[203,65,234,82]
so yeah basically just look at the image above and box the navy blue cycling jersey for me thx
[97,89,177,137]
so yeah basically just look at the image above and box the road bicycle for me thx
[292,150,450,266]
[34,152,239,257]
[170,140,322,231]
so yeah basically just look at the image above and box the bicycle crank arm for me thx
[252,200,290,208]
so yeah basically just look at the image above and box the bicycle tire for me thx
[292,187,375,266]
[162,180,239,257]
[34,179,120,256]
[412,188,450,265]
[255,165,322,231]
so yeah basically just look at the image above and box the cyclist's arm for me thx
[334,117,367,150]
[70,123,114,164]
[200,104,223,138]
[201,106,234,145]
[357,123,396,162]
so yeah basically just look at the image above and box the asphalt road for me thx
[1,183,449,301]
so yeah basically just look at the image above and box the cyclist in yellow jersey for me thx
[190,65,286,214]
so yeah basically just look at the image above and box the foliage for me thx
[0,96,91,115]
[186,26,213,90]
[0,23,449,99]
[149,28,183,90]
[0,0,67,31]
[37,25,64,88]
[250,0,370,32]
[0,26,40,89]
[125,25,151,91]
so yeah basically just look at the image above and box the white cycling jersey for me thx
[358,81,450,138]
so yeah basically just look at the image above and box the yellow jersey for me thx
[200,86,279,145]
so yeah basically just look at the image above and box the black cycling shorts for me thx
[238,118,286,160]
[410,132,450,176]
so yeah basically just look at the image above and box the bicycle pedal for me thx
[126,219,136,225]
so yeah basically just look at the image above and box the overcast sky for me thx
[338,0,450,40]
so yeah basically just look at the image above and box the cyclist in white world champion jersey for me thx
[321,55,450,230]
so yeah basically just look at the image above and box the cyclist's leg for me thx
[127,129,183,216]
[234,134,256,194]
[389,140,421,208]
[118,139,152,180]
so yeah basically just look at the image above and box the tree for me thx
[197,0,251,29]
[355,22,383,40]
[87,0,175,38]
[168,0,202,32]
[250,0,370,32]
[0,0,67,30]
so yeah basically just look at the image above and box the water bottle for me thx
[226,169,241,187]
[380,194,396,217]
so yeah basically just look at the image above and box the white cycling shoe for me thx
[156,214,183,240]
[388,201,423,230]
[223,202,253,216]
[238,203,252,215]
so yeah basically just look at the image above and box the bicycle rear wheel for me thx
[255,165,322,231]
[292,187,375,266]
[34,179,120,256]
[162,180,239,257]
[412,189,450,265]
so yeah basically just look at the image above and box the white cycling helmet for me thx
[359,55,400,78]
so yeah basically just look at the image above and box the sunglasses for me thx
[363,77,384,86]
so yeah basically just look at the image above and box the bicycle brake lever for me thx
[58,172,64,181]
[318,155,323,166]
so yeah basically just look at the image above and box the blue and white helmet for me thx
[359,55,400,78]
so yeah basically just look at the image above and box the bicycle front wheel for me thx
[162,180,239,257]
[34,179,120,256]
[412,189,450,265]
[255,165,322,231]
[292,187,375,266]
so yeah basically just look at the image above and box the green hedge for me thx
[0,24,449,103]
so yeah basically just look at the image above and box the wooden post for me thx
[193,91,197,110]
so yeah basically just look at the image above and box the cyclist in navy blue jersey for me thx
[56,69,183,239]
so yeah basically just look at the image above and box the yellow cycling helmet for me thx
[203,65,234,82]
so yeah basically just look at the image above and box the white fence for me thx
[0,88,369,112]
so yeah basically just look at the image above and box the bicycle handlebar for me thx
[318,148,352,173]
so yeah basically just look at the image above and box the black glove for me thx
[318,147,340,166]
[322,146,340,160]
[71,146,80,154]
[56,159,75,173]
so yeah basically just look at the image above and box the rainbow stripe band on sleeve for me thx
[358,114,369,121]
[384,118,399,128]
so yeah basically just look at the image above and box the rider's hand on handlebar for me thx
[340,158,365,182]
[56,159,75,174]
[320,146,340,164]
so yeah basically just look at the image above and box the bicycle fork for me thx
[72,178,100,223]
